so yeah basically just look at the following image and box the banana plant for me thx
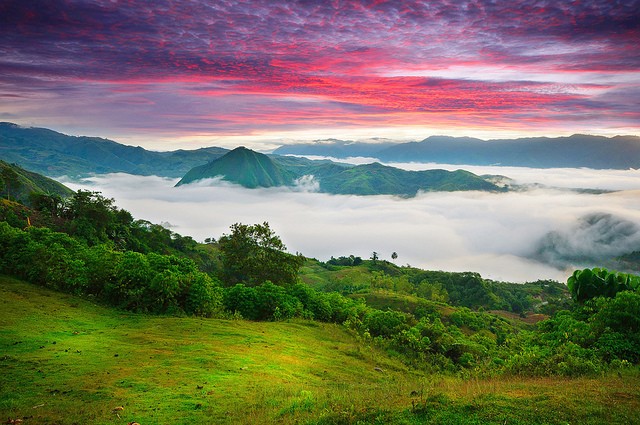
[567,267,640,303]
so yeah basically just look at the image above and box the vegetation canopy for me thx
[218,221,304,287]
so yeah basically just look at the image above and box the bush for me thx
[185,273,223,317]
[363,309,410,338]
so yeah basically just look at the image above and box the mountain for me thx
[317,162,500,195]
[177,147,505,196]
[0,160,73,205]
[0,122,228,177]
[275,134,640,169]
[176,146,297,188]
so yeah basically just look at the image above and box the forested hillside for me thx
[0,160,73,206]
[177,147,505,196]
[0,122,228,177]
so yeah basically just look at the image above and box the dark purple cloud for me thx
[1,0,638,145]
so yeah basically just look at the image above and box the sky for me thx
[62,165,640,283]
[1,0,639,150]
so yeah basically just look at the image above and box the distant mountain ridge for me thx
[274,134,640,169]
[0,122,228,177]
[176,147,504,196]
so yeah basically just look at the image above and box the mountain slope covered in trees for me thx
[0,160,73,206]
[177,146,298,188]
[0,122,228,177]
[176,147,505,195]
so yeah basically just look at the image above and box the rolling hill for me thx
[2,275,639,425]
[0,122,228,177]
[176,147,505,195]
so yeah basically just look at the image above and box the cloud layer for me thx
[1,0,639,148]
[62,165,640,283]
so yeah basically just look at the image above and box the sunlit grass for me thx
[1,275,639,424]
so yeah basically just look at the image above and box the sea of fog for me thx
[61,161,640,283]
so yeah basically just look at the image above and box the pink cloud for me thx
[0,0,638,140]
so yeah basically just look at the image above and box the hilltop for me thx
[176,147,504,196]
[177,146,298,188]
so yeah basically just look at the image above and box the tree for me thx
[218,222,304,287]
[370,251,379,263]
[30,193,65,217]
[1,166,20,201]
[391,252,398,262]
[65,190,117,244]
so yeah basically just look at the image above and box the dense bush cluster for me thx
[504,289,640,375]
[0,222,223,316]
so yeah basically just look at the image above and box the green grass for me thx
[1,275,639,424]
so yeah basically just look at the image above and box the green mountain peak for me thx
[176,147,296,188]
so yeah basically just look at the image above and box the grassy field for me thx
[1,275,639,424]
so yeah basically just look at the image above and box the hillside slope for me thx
[0,275,412,424]
[176,146,297,188]
[177,147,504,195]
[0,160,73,205]
[2,276,639,425]
[0,122,228,177]
[318,162,502,195]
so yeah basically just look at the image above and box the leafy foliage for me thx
[567,267,639,303]
[218,222,304,287]
[0,221,223,316]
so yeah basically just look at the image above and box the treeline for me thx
[320,261,570,315]
[0,223,222,316]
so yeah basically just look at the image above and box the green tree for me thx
[65,190,116,244]
[30,193,65,217]
[223,284,259,319]
[107,251,152,310]
[185,273,223,317]
[1,166,20,201]
[218,222,303,287]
